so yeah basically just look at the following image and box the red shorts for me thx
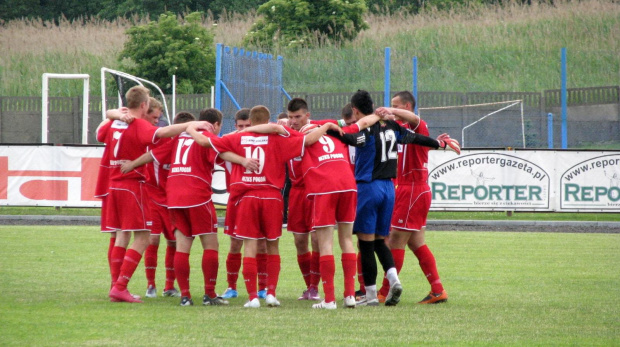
[234,189,283,241]
[311,191,357,228]
[99,195,115,233]
[390,184,431,231]
[169,202,218,238]
[106,181,152,232]
[287,187,313,234]
[150,200,175,240]
[224,198,238,238]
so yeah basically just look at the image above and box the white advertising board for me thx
[429,149,619,212]
[0,145,229,208]
[558,153,620,211]
[0,146,618,212]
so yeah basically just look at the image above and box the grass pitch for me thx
[0,226,618,346]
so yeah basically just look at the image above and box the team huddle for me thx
[97,86,461,309]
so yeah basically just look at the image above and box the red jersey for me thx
[147,137,173,205]
[287,156,305,188]
[396,119,430,185]
[308,120,359,173]
[95,121,113,198]
[98,118,160,183]
[285,127,306,189]
[153,132,218,208]
[209,129,305,193]
[301,133,356,195]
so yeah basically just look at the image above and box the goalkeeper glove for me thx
[437,134,461,155]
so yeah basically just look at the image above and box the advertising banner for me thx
[559,153,620,211]
[429,149,619,212]
[0,145,103,207]
[0,145,228,208]
[429,151,551,211]
[0,145,618,212]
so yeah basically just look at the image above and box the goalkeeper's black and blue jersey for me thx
[330,120,438,183]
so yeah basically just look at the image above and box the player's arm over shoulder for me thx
[327,128,368,147]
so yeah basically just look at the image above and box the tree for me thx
[243,0,369,49]
[208,0,268,17]
[365,0,484,15]
[118,12,215,94]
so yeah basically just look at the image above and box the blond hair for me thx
[250,105,271,125]
[126,86,150,109]
[148,97,163,113]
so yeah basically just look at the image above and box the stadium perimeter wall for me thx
[0,86,618,148]
[0,145,617,212]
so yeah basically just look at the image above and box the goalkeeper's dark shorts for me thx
[353,179,394,237]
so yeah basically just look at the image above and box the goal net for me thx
[419,100,526,148]
[100,68,172,125]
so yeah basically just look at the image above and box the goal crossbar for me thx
[420,100,525,148]
[100,67,171,124]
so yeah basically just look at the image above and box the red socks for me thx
[297,252,312,288]
[144,244,158,287]
[226,252,242,290]
[202,250,219,298]
[109,246,126,285]
[174,251,191,298]
[341,253,357,298]
[107,237,116,270]
[266,255,281,297]
[164,245,176,291]
[242,257,258,300]
[320,255,335,303]
[310,251,320,290]
[257,253,268,290]
[114,249,142,291]
[414,245,444,294]
[379,249,405,297]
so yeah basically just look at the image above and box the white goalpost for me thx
[100,67,173,125]
[41,73,90,144]
[420,100,525,148]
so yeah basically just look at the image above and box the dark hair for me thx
[199,108,223,125]
[287,97,308,113]
[277,112,288,119]
[341,103,353,120]
[234,108,250,123]
[350,90,374,115]
[173,112,195,124]
[393,91,416,110]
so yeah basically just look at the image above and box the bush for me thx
[118,12,215,94]
[243,0,369,49]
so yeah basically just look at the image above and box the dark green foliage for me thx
[208,0,268,17]
[243,0,369,49]
[118,12,215,94]
[0,0,269,21]
[365,0,492,14]
[0,0,105,22]
[98,0,206,20]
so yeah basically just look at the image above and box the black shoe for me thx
[355,289,366,301]
[180,296,194,306]
[203,295,229,306]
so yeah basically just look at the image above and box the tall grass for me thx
[282,0,620,92]
[0,0,618,96]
